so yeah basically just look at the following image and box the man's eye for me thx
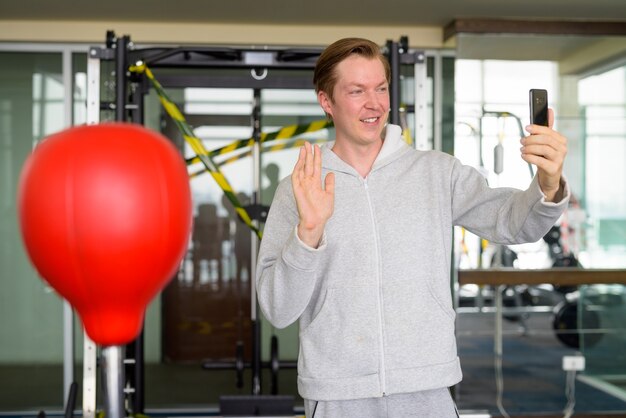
[377,87,388,93]
[350,90,363,95]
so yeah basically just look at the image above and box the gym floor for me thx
[1,312,626,417]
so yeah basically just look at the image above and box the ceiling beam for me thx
[444,18,626,42]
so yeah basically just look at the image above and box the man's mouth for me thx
[361,117,379,124]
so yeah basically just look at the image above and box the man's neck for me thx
[331,138,383,178]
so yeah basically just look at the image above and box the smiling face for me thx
[318,55,390,149]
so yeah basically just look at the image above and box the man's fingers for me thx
[313,144,322,179]
[292,146,305,183]
[524,128,567,149]
[304,141,314,177]
[521,144,560,162]
[293,143,329,197]
[324,172,335,195]
[523,127,565,143]
[521,153,559,176]
[521,133,567,153]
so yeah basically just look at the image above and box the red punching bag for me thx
[18,123,192,346]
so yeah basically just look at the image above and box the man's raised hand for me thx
[291,142,335,248]
[521,108,567,202]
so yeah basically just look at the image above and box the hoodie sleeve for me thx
[256,179,326,329]
[451,159,570,244]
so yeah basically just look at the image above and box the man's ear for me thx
[317,90,333,117]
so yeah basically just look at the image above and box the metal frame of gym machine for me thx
[82,31,428,417]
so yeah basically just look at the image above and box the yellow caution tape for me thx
[185,119,333,165]
[129,63,334,239]
[187,138,329,176]
[129,62,262,240]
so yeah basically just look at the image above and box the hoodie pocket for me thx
[384,278,457,370]
[299,286,379,379]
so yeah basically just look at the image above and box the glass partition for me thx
[0,51,65,410]
[577,65,626,266]
[577,64,626,400]
[454,58,626,415]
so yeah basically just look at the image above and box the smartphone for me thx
[529,89,548,127]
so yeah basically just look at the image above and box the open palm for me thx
[291,142,335,248]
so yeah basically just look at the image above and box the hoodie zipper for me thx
[363,177,387,396]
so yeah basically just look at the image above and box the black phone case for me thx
[530,89,548,127]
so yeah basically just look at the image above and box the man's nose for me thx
[364,91,383,109]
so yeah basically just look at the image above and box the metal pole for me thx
[413,52,428,150]
[64,382,78,418]
[62,47,75,407]
[250,88,262,395]
[115,36,129,122]
[62,48,73,127]
[387,40,400,126]
[87,49,101,126]
[83,48,101,418]
[433,52,443,152]
[129,85,146,415]
[494,284,510,418]
[83,336,97,418]
[495,285,503,357]
[134,332,145,414]
[63,303,74,406]
[101,346,125,418]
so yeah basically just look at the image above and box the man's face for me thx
[318,55,390,147]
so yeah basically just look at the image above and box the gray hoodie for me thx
[256,124,569,401]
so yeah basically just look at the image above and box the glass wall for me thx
[577,64,626,399]
[455,60,626,269]
[454,58,626,415]
[0,51,66,409]
[577,66,626,265]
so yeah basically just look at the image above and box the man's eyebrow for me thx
[344,80,388,88]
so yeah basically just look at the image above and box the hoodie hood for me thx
[321,124,412,177]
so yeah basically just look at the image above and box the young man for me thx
[256,38,569,417]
